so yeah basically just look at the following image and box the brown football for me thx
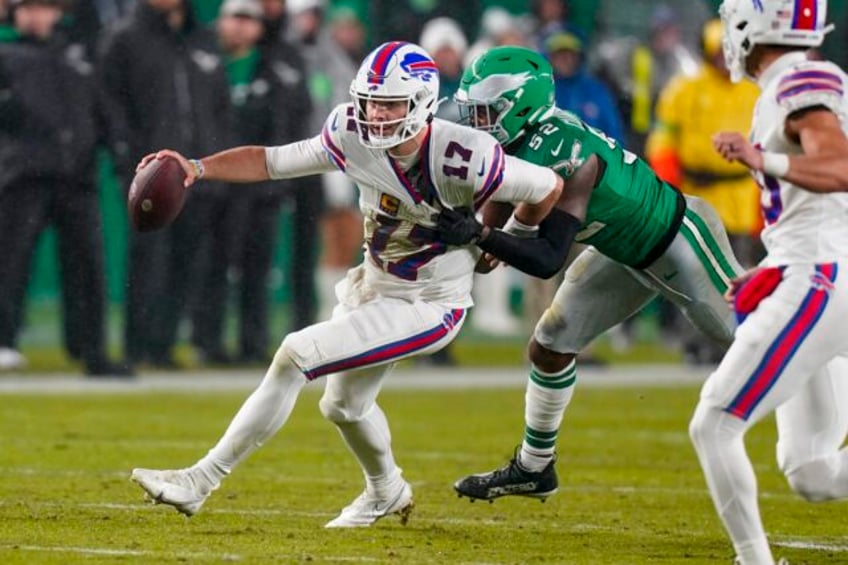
[127,156,188,232]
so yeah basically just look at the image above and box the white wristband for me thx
[761,152,790,178]
[502,214,539,238]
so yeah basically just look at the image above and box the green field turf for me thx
[1,385,845,564]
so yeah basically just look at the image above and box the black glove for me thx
[436,206,485,245]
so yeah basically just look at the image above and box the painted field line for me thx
[3,544,241,561]
[773,540,848,553]
[0,365,709,394]
[4,544,387,563]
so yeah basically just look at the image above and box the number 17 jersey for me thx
[318,103,558,306]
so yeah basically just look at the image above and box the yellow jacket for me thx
[646,64,761,234]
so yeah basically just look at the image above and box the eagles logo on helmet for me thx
[455,46,555,145]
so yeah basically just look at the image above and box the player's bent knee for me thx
[528,339,575,373]
[271,338,296,371]
[689,403,721,449]
[785,460,839,502]
[689,403,747,451]
[319,394,361,424]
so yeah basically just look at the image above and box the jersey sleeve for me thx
[265,135,335,179]
[775,63,845,116]
[490,154,558,206]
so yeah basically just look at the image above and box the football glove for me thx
[436,206,486,245]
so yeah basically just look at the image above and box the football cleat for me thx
[325,480,414,528]
[131,468,211,517]
[454,451,558,502]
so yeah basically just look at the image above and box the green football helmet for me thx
[456,46,555,145]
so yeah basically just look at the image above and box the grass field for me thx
[1,373,846,564]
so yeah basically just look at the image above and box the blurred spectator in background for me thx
[466,7,530,67]
[258,0,285,43]
[258,0,322,332]
[593,4,701,152]
[327,3,365,64]
[420,16,466,123]
[100,0,232,368]
[192,0,312,365]
[529,0,569,50]
[65,0,136,55]
[369,0,481,50]
[646,19,761,365]
[286,0,358,326]
[0,0,130,375]
[547,27,623,141]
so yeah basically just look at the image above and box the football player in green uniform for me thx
[439,46,743,502]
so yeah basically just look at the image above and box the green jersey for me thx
[511,109,684,268]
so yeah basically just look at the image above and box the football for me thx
[127,156,188,232]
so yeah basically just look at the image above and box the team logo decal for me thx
[400,53,438,82]
[442,312,456,330]
[380,193,400,216]
[810,272,835,293]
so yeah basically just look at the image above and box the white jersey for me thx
[266,103,557,307]
[751,52,848,266]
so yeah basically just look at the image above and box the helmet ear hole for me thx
[516,107,530,118]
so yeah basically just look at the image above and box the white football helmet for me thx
[349,41,440,149]
[720,0,834,82]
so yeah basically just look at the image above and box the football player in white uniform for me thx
[128,41,562,528]
[692,1,848,563]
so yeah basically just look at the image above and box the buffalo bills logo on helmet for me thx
[400,52,438,82]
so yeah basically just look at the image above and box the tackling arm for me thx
[438,156,598,279]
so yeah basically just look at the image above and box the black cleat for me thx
[454,450,558,502]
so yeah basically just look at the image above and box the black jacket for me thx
[238,42,312,148]
[0,33,103,190]
[227,42,313,198]
[99,3,232,177]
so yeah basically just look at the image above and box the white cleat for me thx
[130,468,211,517]
[325,480,414,528]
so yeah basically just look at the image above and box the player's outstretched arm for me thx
[137,146,270,188]
[713,109,848,193]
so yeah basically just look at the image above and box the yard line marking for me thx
[774,540,848,552]
[0,365,710,394]
[4,544,388,562]
[4,544,242,561]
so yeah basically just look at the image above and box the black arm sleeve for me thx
[479,208,582,279]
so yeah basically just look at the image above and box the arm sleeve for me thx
[491,154,559,205]
[479,208,582,279]
[265,135,336,179]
